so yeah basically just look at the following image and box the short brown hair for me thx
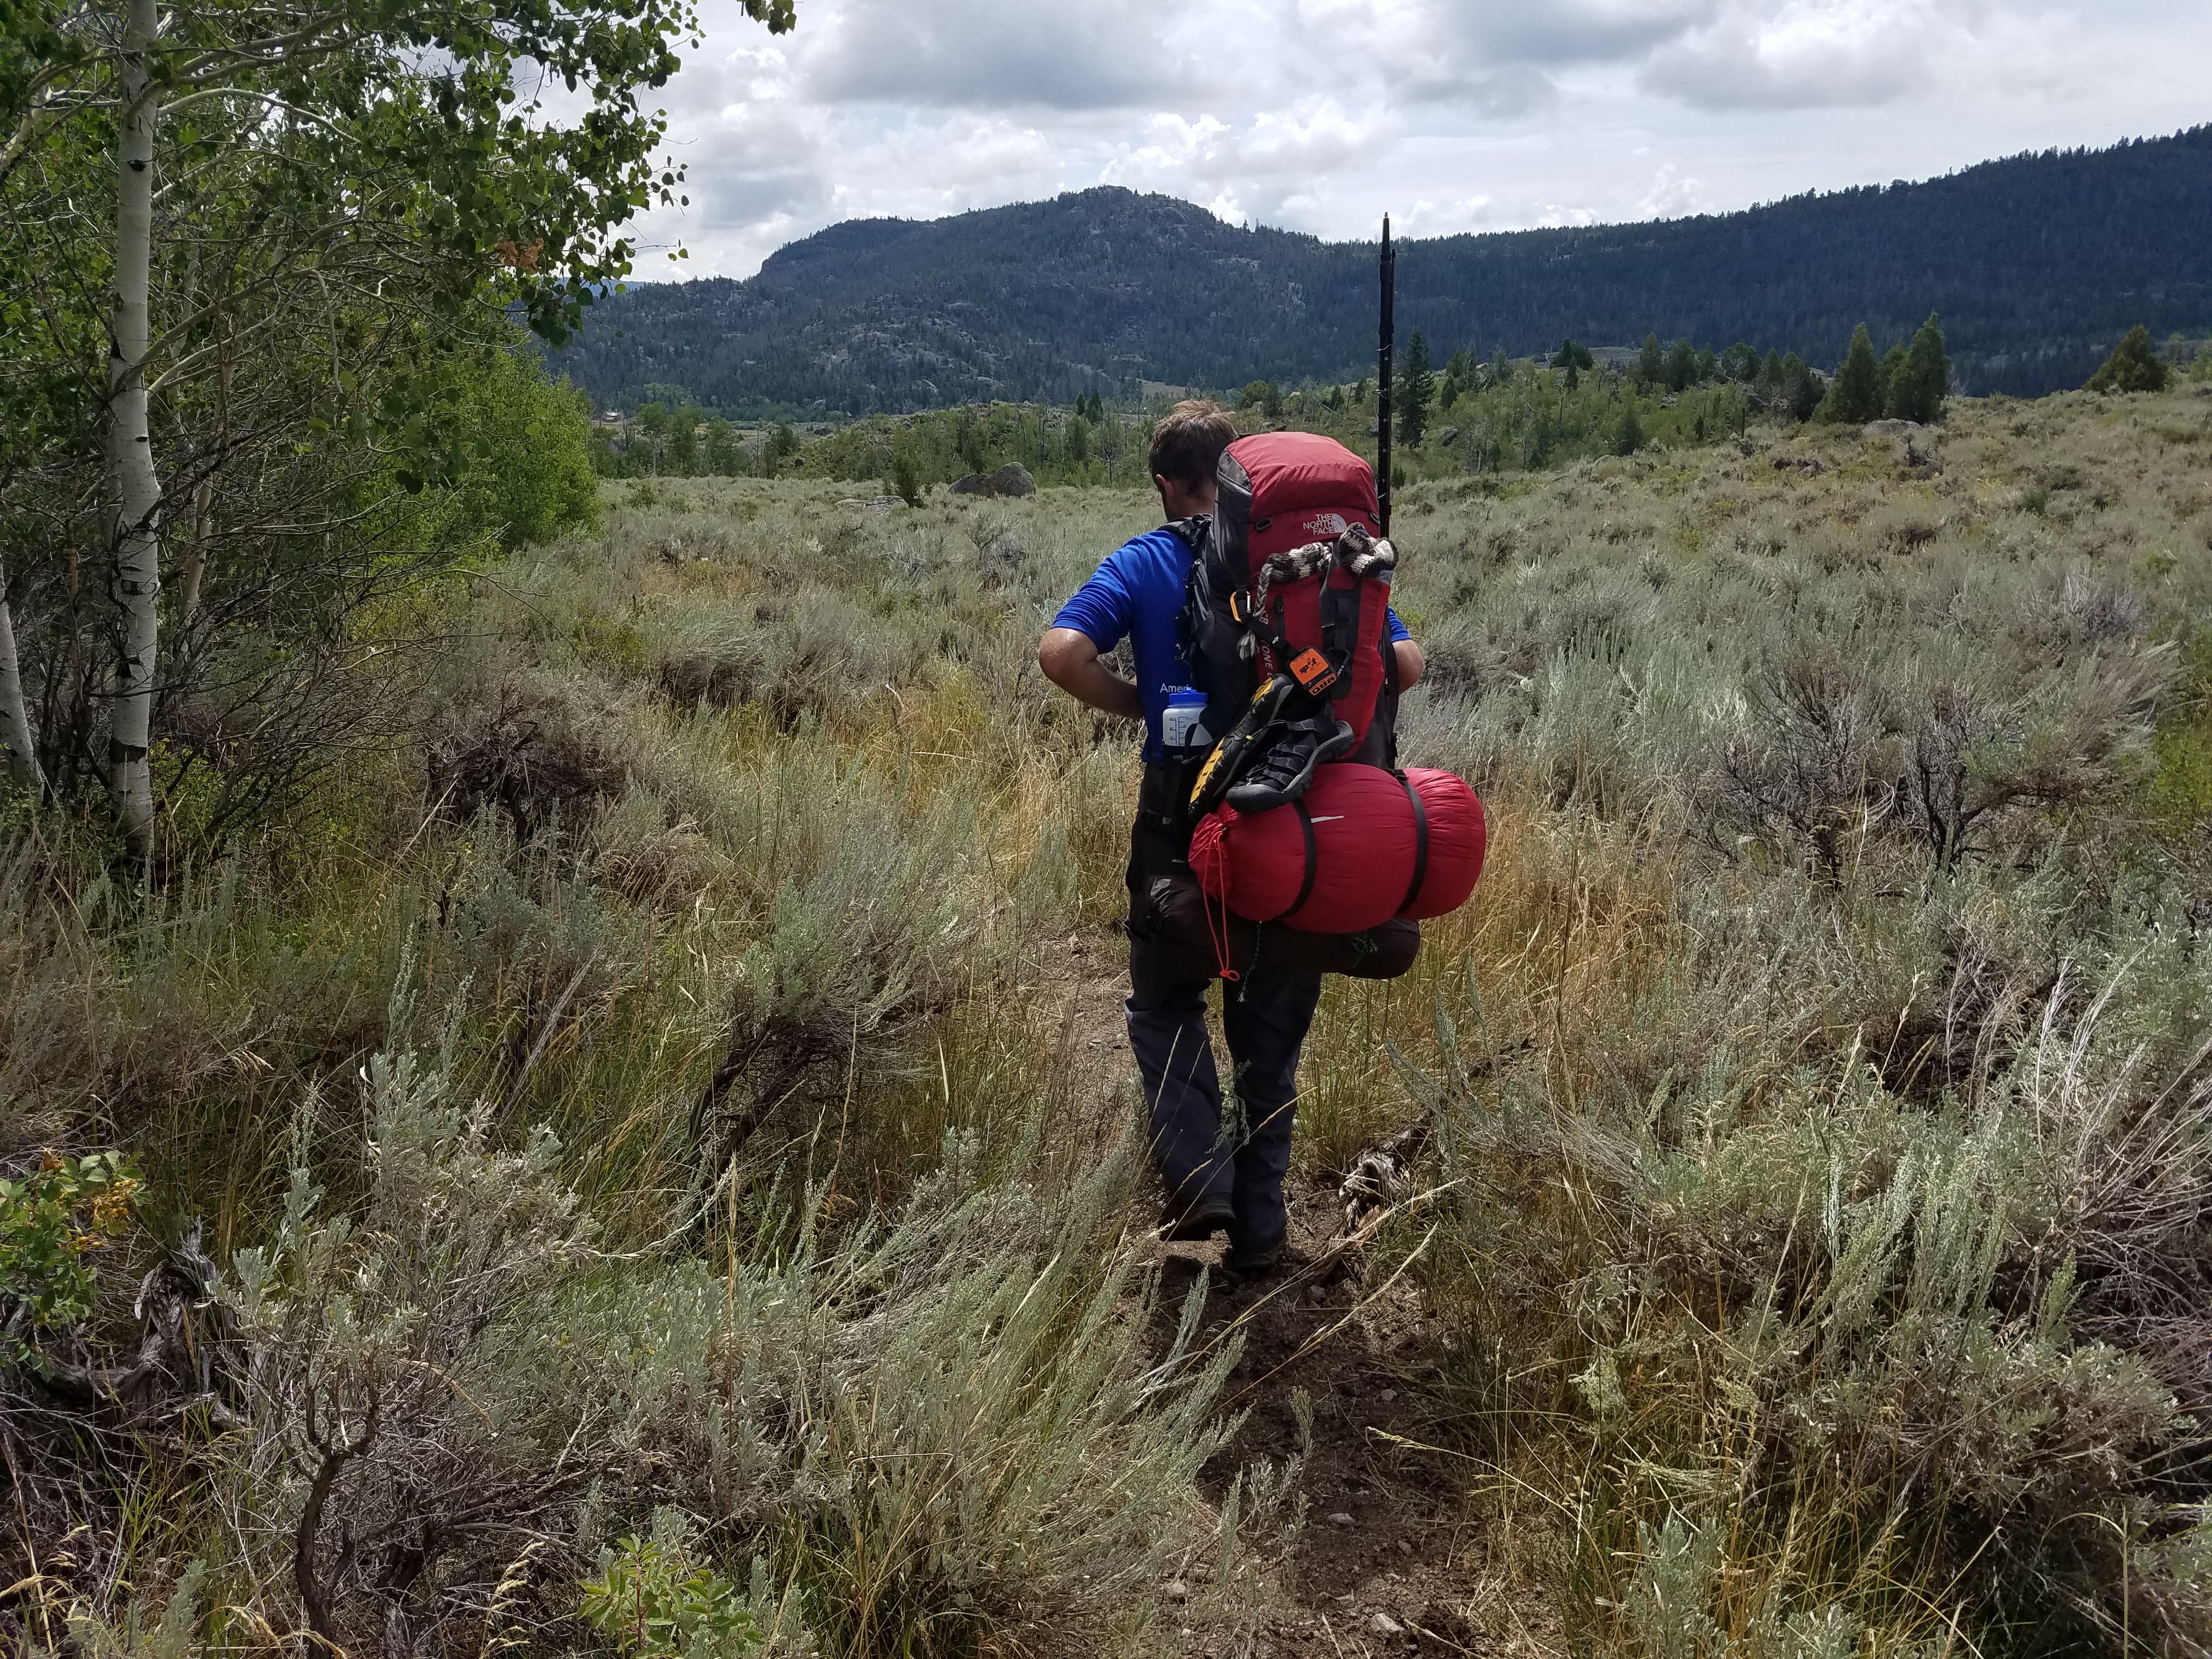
[1148,399,1237,492]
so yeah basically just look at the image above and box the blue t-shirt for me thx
[1052,525,1410,760]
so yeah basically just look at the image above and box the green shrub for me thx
[582,1513,809,1658]
[0,1150,140,1368]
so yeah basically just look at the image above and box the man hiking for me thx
[1039,399,1424,1278]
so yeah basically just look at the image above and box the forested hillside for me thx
[554,126,2212,415]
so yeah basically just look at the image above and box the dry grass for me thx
[7,385,2212,1654]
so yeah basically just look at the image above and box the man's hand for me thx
[1039,628,1143,720]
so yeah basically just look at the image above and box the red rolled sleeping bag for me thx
[1189,765,1486,934]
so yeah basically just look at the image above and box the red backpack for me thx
[1180,433,1400,810]
[1177,433,1488,957]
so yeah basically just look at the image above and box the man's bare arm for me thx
[1395,639,1425,689]
[1039,628,1143,721]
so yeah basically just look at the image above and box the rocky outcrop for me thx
[950,463,1036,498]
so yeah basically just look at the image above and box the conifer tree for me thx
[1664,337,1697,393]
[2085,326,2170,394]
[1551,338,1594,392]
[1889,314,1951,422]
[1398,330,1434,448]
[1781,354,1823,421]
[1818,324,1884,422]
[1635,332,1664,388]
[890,446,923,507]
[1876,345,1908,413]
[1613,402,1645,455]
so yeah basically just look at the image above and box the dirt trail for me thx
[1048,938,1503,1656]
[1152,1192,1491,1658]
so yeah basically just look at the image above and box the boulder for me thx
[949,464,1036,498]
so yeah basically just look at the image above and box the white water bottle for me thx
[1162,687,1211,753]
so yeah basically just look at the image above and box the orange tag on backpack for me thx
[1289,648,1337,693]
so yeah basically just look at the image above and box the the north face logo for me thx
[1301,511,1351,537]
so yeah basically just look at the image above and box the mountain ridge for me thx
[553,127,2212,414]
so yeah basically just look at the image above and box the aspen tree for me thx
[5,0,795,848]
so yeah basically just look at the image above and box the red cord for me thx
[1200,816,1240,981]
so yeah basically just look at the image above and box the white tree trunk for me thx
[107,0,162,858]
[0,558,46,799]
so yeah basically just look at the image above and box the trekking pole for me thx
[1376,213,1395,535]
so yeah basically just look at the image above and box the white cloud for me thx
[1641,0,2090,110]
[795,0,1192,109]
[603,0,2212,279]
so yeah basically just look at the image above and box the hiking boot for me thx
[1225,716,1355,813]
[1158,1192,1235,1243]
[1222,1226,1291,1281]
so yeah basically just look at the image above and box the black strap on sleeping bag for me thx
[1280,799,1321,923]
[1396,771,1429,917]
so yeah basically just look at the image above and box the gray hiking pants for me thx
[1127,963,1322,1248]
[1125,760,1322,1248]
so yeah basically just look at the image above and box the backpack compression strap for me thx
[1395,771,1430,917]
[1279,799,1321,923]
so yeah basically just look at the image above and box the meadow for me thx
[6,381,2212,1657]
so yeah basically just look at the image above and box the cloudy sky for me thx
[620,0,2211,278]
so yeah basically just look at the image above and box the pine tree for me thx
[1818,324,1884,423]
[1781,354,1822,421]
[2085,326,2170,394]
[1613,401,1645,455]
[1635,332,1664,388]
[1876,344,1908,414]
[1398,330,1434,449]
[956,411,986,473]
[1664,337,1696,393]
[1550,338,1594,392]
[890,445,923,506]
[1888,313,1950,422]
